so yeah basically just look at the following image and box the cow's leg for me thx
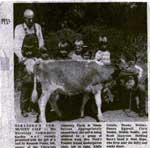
[80,94,90,118]
[38,90,51,123]
[49,92,62,118]
[94,90,104,122]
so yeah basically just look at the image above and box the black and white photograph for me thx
[14,2,148,123]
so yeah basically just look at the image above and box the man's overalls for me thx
[20,24,41,116]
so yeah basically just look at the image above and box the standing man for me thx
[14,9,45,117]
[15,9,45,61]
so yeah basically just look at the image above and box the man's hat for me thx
[24,9,34,19]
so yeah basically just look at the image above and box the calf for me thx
[31,60,114,122]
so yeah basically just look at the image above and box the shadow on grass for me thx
[45,94,97,122]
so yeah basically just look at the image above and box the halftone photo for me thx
[14,3,147,123]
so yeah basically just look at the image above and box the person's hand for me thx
[40,46,47,51]
[20,57,27,64]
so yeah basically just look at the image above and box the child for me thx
[95,36,111,65]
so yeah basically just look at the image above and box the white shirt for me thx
[14,23,44,61]
[95,50,111,65]
[126,64,143,81]
[69,52,83,61]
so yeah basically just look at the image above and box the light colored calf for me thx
[31,60,114,122]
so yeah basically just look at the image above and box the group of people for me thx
[14,9,147,118]
[57,33,110,65]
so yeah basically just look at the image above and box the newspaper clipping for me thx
[0,1,149,148]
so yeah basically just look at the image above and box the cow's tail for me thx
[31,70,38,103]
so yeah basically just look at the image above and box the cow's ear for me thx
[24,59,35,74]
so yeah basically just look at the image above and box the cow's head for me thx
[24,58,42,74]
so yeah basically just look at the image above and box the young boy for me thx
[95,36,111,65]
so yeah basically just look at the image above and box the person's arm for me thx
[105,51,111,64]
[14,25,25,62]
[58,42,61,49]
[37,24,44,48]
[68,51,74,59]
[95,50,102,61]
[135,65,143,80]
